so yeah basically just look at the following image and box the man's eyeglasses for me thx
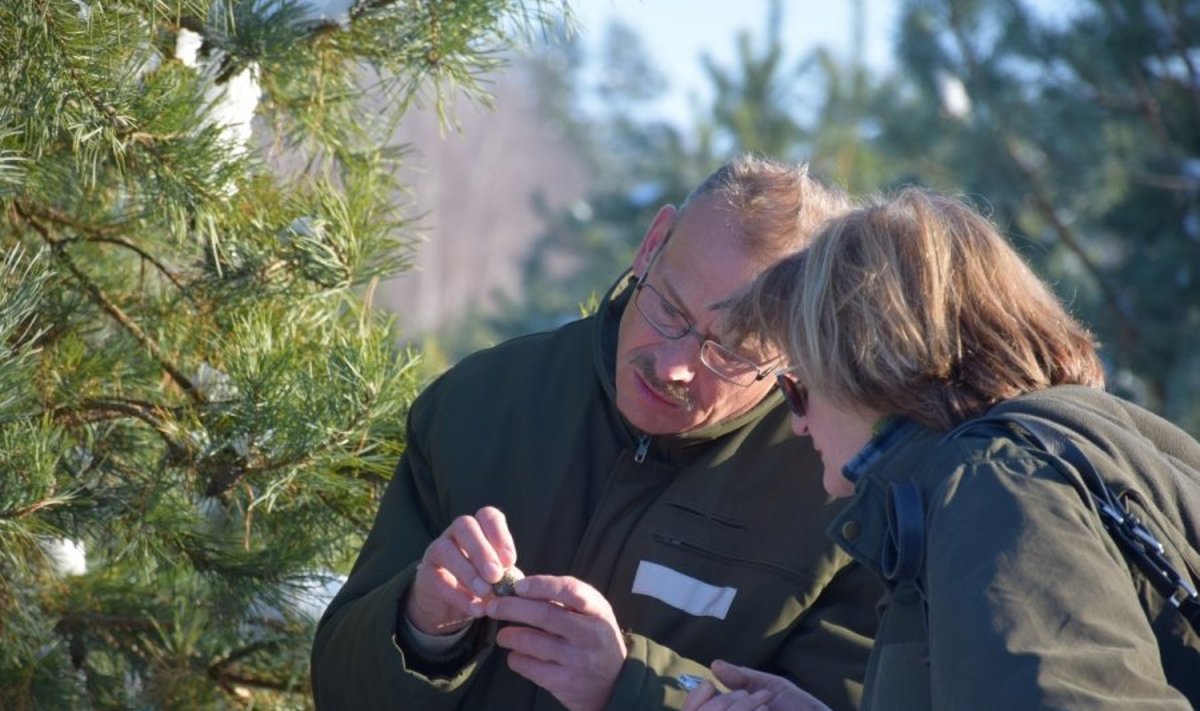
[633,277,779,387]
[775,372,808,418]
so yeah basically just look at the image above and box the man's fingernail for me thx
[471,578,491,597]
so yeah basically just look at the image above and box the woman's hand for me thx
[682,660,833,711]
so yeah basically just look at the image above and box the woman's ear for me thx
[631,204,677,278]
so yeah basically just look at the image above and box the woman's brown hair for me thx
[735,187,1106,431]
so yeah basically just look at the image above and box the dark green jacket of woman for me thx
[311,276,881,711]
[829,385,1200,710]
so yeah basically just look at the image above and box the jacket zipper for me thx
[634,434,650,463]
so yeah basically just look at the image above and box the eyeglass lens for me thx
[776,373,807,417]
[635,282,768,385]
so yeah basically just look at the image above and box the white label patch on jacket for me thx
[631,561,737,619]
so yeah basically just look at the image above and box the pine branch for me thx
[55,611,159,635]
[0,495,70,520]
[51,398,170,427]
[22,203,191,296]
[36,0,133,134]
[14,202,203,403]
[49,398,190,460]
[943,7,1140,352]
[207,639,280,675]
[316,489,376,533]
[203,408,373,497]
[20,203,126,238]
[211,670,296,694]
[58,236,191,296]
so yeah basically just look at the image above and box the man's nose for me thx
[656,335,701,383]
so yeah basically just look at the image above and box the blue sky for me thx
[565,1,1081,127]
[568,0,900,126]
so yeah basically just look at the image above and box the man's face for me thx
[614,198,780,435]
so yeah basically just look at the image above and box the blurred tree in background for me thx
[0,0,564,708]
[882,0,1200,433]
[453,0,1200,435]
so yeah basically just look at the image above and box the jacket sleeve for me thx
[310,385,496,710]
[604,561,878,711]
[923,457,1193,710]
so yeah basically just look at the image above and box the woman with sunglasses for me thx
[683,187,1200,710]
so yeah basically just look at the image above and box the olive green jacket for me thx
[311,277,880,711]
[829,386,1200,710]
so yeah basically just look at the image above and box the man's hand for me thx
[682,660,832,711]
[406,506,518,635]
[485,574,627,711]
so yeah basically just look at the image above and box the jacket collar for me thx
[826,421,942,578]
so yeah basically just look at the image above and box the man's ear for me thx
[631,204,677,279]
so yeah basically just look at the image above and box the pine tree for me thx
[0,0,564,707]
[881,0,1200,433]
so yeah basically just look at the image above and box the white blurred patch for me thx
[246,570,348,634]
[193,362,238,402]
[173,26,262,165]
[936,70,972,120]
[208,65,262,157]
[41,538,87,577]
[290,571,348,622]
[175,28,204,68]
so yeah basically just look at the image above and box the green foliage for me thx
[0,0,563,707]
[880,0,1200,432]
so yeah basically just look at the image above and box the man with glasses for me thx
[312,155,881,711]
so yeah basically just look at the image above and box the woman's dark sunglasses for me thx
[775,372,807,418]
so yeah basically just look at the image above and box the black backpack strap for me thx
[948,414,1200,634]
[883,481,925,583]
[879,480,931,669]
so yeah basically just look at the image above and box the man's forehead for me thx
[653,236,765,316]
[653,251,742,320]
[653,252,776,354]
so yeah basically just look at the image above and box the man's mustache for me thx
[632,353,694,411]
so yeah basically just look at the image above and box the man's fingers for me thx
[406,507,521,634]
[475,506,517,570]
[486,595,579,638]
[495,621,568,662]
[422,534,485,596]
[724,689,771,711]
[445,514,504,587]
[684,688,771,711]
[487,574,627,711]
[504,650,568,693]
[710,659,752,689]
[510,574,607,616]
[425,562,485,613]
[406,562,483,634]
[681,681,719,711]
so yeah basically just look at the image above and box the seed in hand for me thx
[492,569,520,597]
